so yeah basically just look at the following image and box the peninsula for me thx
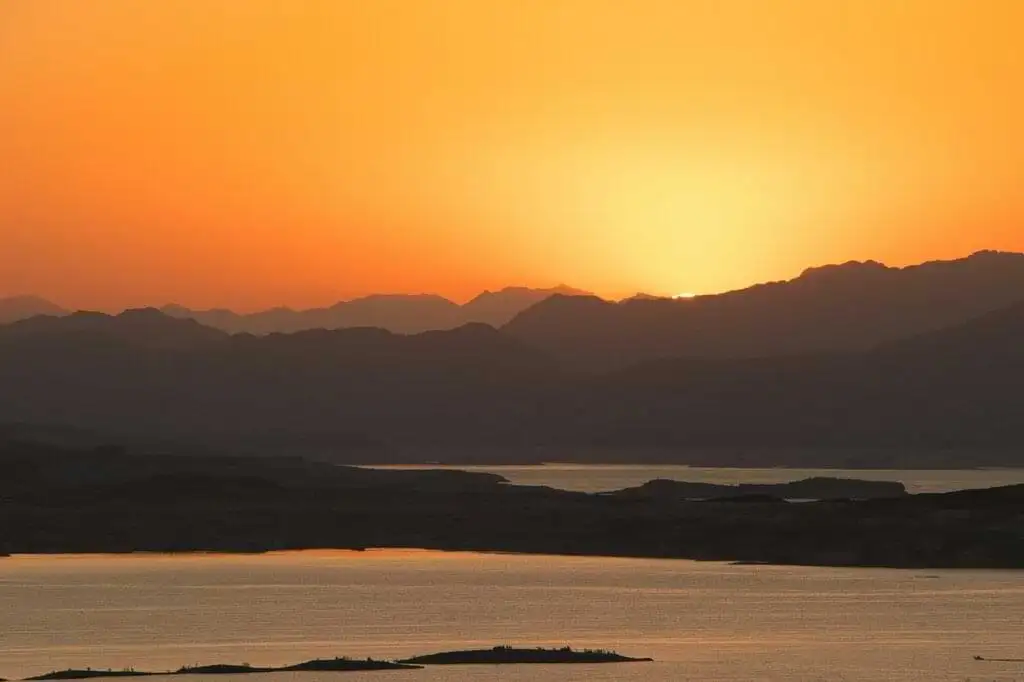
[2,440,1022,569]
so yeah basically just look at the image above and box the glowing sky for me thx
[1,0,1022,310]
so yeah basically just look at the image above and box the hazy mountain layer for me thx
[160,285,591,334]
[1,297,1023,463]
[0,295,68,324]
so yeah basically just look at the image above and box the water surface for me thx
[2,551,1022,681]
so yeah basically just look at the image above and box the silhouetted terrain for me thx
[0,313,560,453]
[0,296,67,325]
[2,298,1024,463]
[2,252,1024,465]
[1,441,1022,568]
[161,285,589,334]
[504,251,1024,369]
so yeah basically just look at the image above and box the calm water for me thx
[1,551,1022,681]
[368,464,1024,494]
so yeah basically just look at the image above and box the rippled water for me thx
[2,551,1022,681]
[368,464,1024,494]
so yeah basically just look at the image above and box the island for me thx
[17,650,654,680]
[603,477,908,500]
[25,658,420,681]
[399,646,653,665]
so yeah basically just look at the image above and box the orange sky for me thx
[1,0,1022,310]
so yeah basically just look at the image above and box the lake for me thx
[1,551,1022,681]
[364,464,1024,494]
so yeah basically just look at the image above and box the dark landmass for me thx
[399,646,651,665]
[604,477,907,500]
[26,658,419,680]
[2,291,1024,466]
[3,252,1024,469]
[1,442,1022,568]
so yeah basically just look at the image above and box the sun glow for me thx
[673,293,697,299]
[2,1,1024,309]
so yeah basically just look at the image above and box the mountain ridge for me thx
[503,250,1024,369]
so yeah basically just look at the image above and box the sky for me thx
[1,0,1022,310]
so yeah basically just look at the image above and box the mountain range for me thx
[0,285,591,334]
[2,251,1023,465]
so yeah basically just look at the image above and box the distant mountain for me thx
[503,251,1024,369]
[0,295,67,324]
[622,293,669,302]
[461,285,592,327]
[161,287,591,335]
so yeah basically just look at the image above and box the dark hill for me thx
[503,251,1024,369]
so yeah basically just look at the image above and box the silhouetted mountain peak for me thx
[623,293,670,301]
[798,259,889,281]
[467,284,589,303]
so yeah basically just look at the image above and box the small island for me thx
[399,645,653,665]
[25,658,419,681]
